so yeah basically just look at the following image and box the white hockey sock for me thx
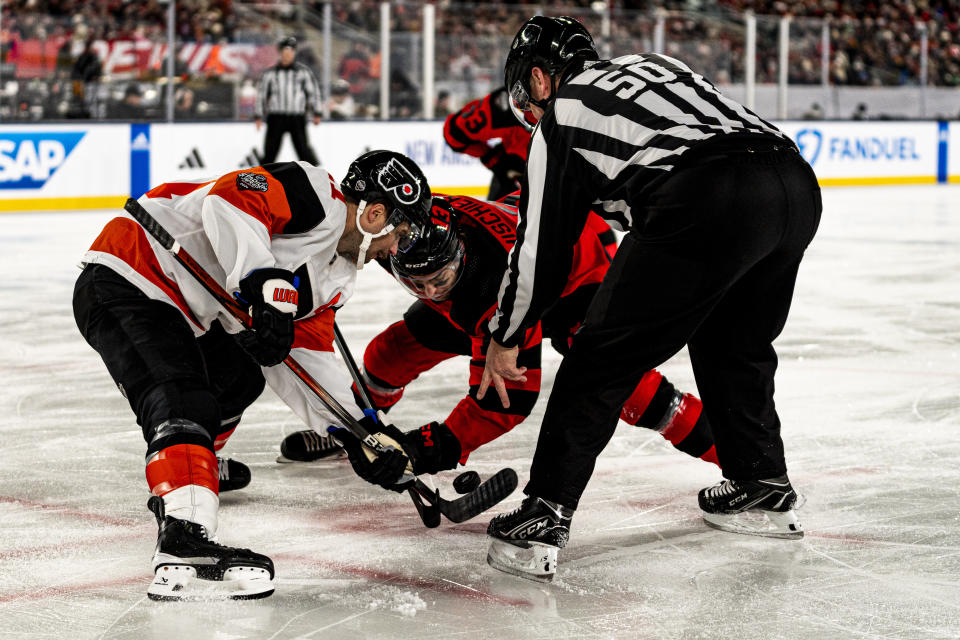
[163,485,219,536]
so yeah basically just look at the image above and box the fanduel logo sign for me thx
[0,132,85,189]
[794,128,921,166]
[795,129,823,165]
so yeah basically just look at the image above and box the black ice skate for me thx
[146,496,275,601]
[217,456,250,492]
[277,429,345,463]
[486,495,574,582]
[698,474,803,539]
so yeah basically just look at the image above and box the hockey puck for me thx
[453,470,481,494]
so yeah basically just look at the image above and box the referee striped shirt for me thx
[489,52,792,347]
[255,62,323,118]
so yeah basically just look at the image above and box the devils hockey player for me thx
[281,194,719,508]
[443,87,534,201]
[73,151,432,600]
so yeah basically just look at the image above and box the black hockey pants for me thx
[525,146,822,509]
[73,264,265,454]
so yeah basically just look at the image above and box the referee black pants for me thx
[262,114,319,165]
[525,148,822,509]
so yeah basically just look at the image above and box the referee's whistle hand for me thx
[477,341,526,409]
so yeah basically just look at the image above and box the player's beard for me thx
[336,226,362,265]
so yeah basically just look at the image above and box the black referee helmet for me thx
[278,35,297,50]
[504,16,597,115]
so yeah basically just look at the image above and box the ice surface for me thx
[1,186,959,639]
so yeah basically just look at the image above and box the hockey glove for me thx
[234,268,299,367]
[399,422,463,475]
[328,418,414,493]
[482,144,525,184]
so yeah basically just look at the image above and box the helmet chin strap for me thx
[354,199,395,271]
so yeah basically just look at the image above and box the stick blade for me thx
[408,487,442,528]
[439,468,518,524]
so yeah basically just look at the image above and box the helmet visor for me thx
[508,79,533,128]
[391,243,464,301]
[386,209,424,254]
[393,260,461,301]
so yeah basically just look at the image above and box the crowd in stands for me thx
[0,0,957,122]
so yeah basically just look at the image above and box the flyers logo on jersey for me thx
[236,172,268,192]
[376,158,421,205]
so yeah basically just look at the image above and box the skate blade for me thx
[702,509,804,539]
[276,450,347,464]
[147,565,275,601]
[486,537,558,583]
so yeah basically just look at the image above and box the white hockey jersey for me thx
[83,160,365,428]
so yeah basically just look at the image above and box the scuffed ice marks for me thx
[365,586,427,618]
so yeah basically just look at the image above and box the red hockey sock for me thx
[146,443,219,496]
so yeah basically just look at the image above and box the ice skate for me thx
[277,429,345,463]
[486,495,573,583]
[217,456,250,492]
[146,496,275,601]
[698,474,803,539]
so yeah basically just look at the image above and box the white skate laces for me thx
[703,479,739,499]
[699,477,804,539]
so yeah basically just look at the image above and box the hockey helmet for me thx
[278,35,297,50]
[341,150,432,261]
[390,197,465,301]
[504,16,598,120]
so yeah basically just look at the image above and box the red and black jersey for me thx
[368,194,615,460]
[443,87,532,168]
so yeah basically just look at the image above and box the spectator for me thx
[434,90,452,118]
[111,83,145,120]
[802,102,824,119]
[327,78,356,120]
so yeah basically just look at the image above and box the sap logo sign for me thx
[795,129,823,165]
[0,132,85,189]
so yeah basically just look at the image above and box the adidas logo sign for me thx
[179,148,205,169]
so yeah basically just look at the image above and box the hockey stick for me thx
[331,321,442,529]
[124,198,516,522]
[330,324,517,523]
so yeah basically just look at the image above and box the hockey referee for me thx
[255,36,322,165]
[479,16,822,581]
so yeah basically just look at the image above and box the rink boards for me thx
[0,119,957,212]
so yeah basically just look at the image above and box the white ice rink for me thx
[1,185,959,639]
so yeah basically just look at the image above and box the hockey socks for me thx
[621,370,719,467]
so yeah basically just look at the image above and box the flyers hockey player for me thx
[74,151,432,600]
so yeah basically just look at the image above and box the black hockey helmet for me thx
[341,150,432,253]
[390,197,465,300]
[504,16,598,117]
[278,35,297,50]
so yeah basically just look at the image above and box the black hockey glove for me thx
[482,144,525,184]
[399,422,463,475]
[234,268,298,367]
[328,417,414,493]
